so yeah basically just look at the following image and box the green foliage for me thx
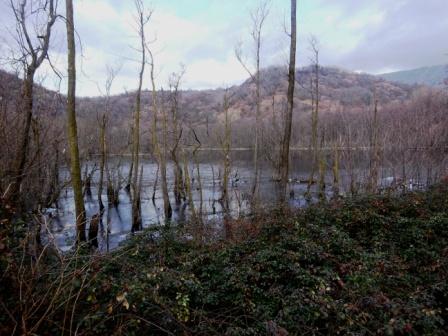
[1,182,447,335]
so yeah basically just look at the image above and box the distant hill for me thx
[379,64,448,86]
[0,65,416,126]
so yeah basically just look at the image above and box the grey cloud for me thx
[333,0,448,71]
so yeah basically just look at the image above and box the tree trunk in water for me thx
[279,0,297,204]
[332,143,340,198]
[368,98,380,193]
[318,131,326,201]
[65,0,86,243]
[251,54,261,204]
[183,149,196,221]
[131,3,146,232]
[149,55,172,220]
[221,91,231,213]
[160,105,172,220]
[98,116,106,213]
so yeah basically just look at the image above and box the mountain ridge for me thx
[379,64,448,86]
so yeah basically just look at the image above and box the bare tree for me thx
[235,0,269,203]
[98,65,119,213]
[147,42,172,220]
[65,0,86,242]
[368,94,380,193]
[218,89,233,212]
[279,0,297,203]
[306,37,320,195]
[7,0,58,203]
[169,68,186,207]
[131,0,151,232]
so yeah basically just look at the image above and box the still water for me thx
[42,150,443,251]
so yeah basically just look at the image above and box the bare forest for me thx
[1,0,447,335]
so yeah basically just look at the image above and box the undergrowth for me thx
[1,182,447,335]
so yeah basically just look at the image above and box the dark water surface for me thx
[42,150,445,251]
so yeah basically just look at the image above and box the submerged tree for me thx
[130,0,151,232]
[279,0,297,203]
[169,68,186,207]
[307,37,321,195]
[147,45,172,221]
[235,0,269,204]
[368,95,380,193]
[65,0,86,242]
[98,65,120,213]
[219,89,233,212]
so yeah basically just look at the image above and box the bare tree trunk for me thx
[235,2,269,205]
[66,0,86,242]
[279,0,297,203]
[182,148,196,221]
[169,70,185,206]
[152,163,159,204]
[98,115,106,213]
[332,140,340,198]
[318,129,326,201]
[307,39,320,195]
[8,0,57,203]
[126,124,134,192]
[190,129,203,240]
[252,49,261,202]
[220,90,232,212]
[368,97,380,193]
[131,0,149,232]
[161,96,172,220]
[98,67,117,213]
[9,71,34,202]
[148,49,172,220]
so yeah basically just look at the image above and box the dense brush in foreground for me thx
[1,182,448,335]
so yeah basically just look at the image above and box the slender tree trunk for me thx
[182,148,196,220]
[126,125,134,192]
[279,0,297,203]
[9,70,34,202]
[318,130,326,201]
[65,0,86,242]
[161,101,172,220]
[368,98,380,193]
[221,91,232,212]
[332,141,340,198]
[149,52,172,220]
[252,45,261,202]
[7,0,57,204]
[131,1,147,232]
[98,115,106,213]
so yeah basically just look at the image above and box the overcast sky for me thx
[0,0,447,96]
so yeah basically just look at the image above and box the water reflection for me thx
[42,150,445,251]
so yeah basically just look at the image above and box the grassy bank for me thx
[1,182,447,335]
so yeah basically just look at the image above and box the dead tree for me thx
[279,0,297,203]
[317,128,326,201]
[191,128,203,236]
[98,65,119,214]
[169,68,186,206]
[88,213,100,249]
[332,135,341,198]
[368,95,380,193]
[307,37,320,195]
[147,44,172,220]
[65,0,86,242]
[131,0,151,232]
[219,89,232,212]
[235,1,269,203]
[7,0,58,203]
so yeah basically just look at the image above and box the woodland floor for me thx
[1,181,448,335]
